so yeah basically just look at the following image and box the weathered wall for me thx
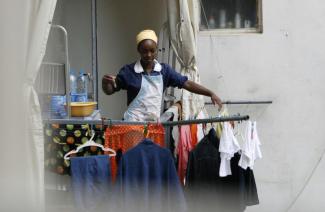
[197,1,325,211]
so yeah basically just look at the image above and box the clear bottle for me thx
[235,13,241,28]
[70,69,77,102]
[76,69,88,102]
[219,9,226,28]
[208,15,216,29]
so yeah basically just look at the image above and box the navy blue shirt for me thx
[116,139,187,212]
[115,60,188,105]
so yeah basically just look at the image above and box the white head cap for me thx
[136,29,158,46]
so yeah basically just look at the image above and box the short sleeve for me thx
[115,67,128,91]
[164,64,188,88]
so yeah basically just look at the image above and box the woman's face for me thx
[137,39,157,65]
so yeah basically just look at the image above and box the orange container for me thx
[67,102,97,117]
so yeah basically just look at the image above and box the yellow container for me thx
[67,102,97,117]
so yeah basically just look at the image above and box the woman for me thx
[102,29,222,121]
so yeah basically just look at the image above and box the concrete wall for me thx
[97,0,167,118]
[197,0,325,211]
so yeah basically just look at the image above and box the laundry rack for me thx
[44,114,249,149]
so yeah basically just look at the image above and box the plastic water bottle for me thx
[235,13,241,28]
[219,9,226,28]
[70,69,77,102]
[50,95,66,118]
[75,69,88,102]
[208,15,216,29]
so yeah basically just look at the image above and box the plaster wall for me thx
[197,1,325,211]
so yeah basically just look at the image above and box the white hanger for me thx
[64,129,116,160]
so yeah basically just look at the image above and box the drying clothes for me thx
[219,122,241,177]
[164,105,180,157]
[215,108,230,139]
[185,128,259,212]
[44,123,106,175]
[238,121,262,170]
[116,139,186,212]
[70,155,112,212]
[190,124,198,147]
[177,125,194,185]
[196,110,207,141]
[105,124,165,182]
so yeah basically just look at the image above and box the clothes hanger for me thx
[64,129,116,160]
[143,123,149,138]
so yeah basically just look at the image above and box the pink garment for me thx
[177,125,193,185]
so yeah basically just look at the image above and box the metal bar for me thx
[91,0,98,106]
[205,100,273,105]
[43,114,249,125]
[51,24,71,118]
[161,115,249,126]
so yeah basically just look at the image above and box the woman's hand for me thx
[102,75,116,95]
[103,75,116,87]
[211,93,223,111]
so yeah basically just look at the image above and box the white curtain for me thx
[167,0,204,120]
[0,0,57,211]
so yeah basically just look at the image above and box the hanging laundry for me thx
[238,121,262,170]
[216,107,230,139]
[70,155,112,212]
[190,124,198,147]
[186,128,259,212]
[105,124,165,182]
[196,109,207,141]
[44,123,106,175]
[177,125,193,185]
[164,104,180,157]
[219,122,241,177]
[116,138,186,212]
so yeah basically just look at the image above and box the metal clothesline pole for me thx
[44,114,250,126]
[161,115,249,126]
[205,100,273,105]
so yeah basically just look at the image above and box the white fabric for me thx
[25,1,57,210]
[238,121,262,170]
[167,0,204,120]
[0,0,57,211]
[165,105,180,156]
[134,59,162,73]
[124,74,164,121]
[196,109,207,141]
[219,122,241,177]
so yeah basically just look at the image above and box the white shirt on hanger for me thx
[238,121,262,170]
[196,110,207,142]
[219,122,241,177]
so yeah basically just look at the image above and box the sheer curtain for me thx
[167,0,204,120]
[0,0,57,211]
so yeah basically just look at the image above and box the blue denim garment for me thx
[71,155,112,211]
[116,138,187,212]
